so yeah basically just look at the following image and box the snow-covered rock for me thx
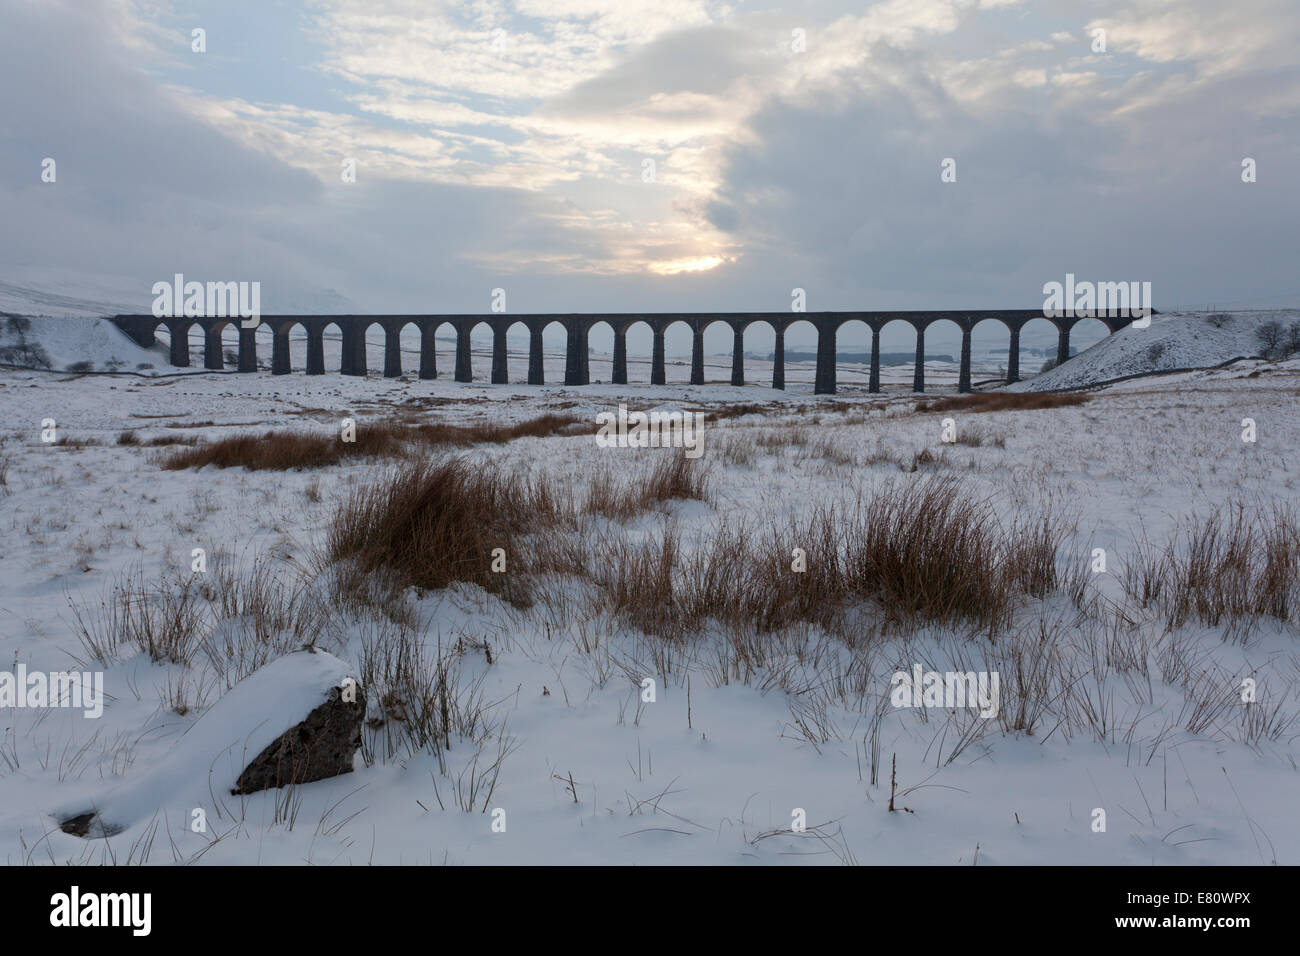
[53,650,362,838]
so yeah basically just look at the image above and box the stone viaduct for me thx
[110,310,1146,394]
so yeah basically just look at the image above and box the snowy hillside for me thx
[0,315,166,373]
[0,266,357,321]
[1011,310,1300,392]
[0,271,150,318]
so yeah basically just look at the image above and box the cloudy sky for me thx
[2,0,1298,350]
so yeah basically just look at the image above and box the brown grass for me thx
[692,402,770,421]
[118,429,200,448]
[589,475,1067,640]
[584,452,710,520]
[159,412,586,471]
[914,391,1091,414]
[325,457,565,606]
[161,429,403,471]
[905,447,951,471]
[755,426,808,451]
[950,425,1007,448]
[642,453,710,505]
[1124,504,1300,634]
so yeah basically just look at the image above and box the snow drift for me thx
[52,650,359,839]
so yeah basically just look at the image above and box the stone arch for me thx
[527,319,561,385]
[272,320,311,375]
[834,317,874,391]
[914,316,964,393]
[319,321,346,374]
[969,316,1019,385]
[740,317,784,389]
[182,321,204,367]
[379,320,420,378]
[622,320,655,385]
[586,319,617,385]
[492,319,526,384]
[658,318,695,385]
[523,319,563,385]
[413,318,445,380]
[136,319,184,368]
[689,317,727,386]
[780,318,819,391]
[287,321,311,372]
[454,319,493,382]
[350,320,384,377]
[1018,316,1064,380]
[1063,316,1109,364]
[137,320,169,363]
[202,320,241,370]
[874,318,918,393]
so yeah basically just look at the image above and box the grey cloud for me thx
[539,23,771,118]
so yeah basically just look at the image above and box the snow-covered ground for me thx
[1012,310,1300,392]
[1,311,1298,866]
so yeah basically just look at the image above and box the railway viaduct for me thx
[110,310,1146,394]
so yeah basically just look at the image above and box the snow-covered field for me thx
[1,312,1298,866]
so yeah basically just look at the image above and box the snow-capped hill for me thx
[0,315,167,373]
[0,265,359,318]
[0,273,151,318]
[1008,310,1300,392]
[0,266,364,374]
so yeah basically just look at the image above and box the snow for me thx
[0,301,1298,865]
[1010,310,1300,392]
[49,650,354,836]
[0,266,154,318]
[0,316,167,373]
[0,265,357,320]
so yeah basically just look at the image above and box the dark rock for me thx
[57,811,124,838]
[232,684,365,795]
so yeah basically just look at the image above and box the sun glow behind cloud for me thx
[7,0,1297,312]
[647,255,727,275]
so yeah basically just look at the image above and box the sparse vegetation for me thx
[1255,320,1300,360]
[1124,504,1300,635]
[915,391,1091,414]
[118,429,199,447]
[68,572,205,666]
[585,451,710,519]
[588,474,1068,640]
[158,412,588,471]
[950,425,1007,448]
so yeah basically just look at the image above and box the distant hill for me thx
[0,265,357,318]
